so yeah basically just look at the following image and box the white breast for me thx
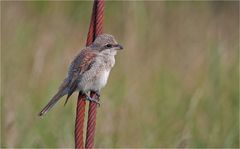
[94,55,115,90]
[81,55,115,92]
[91,69,110,91]
[99,69,110,88]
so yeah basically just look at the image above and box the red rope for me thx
[86,0,104,45]
[75,0,104,148]
[85,0,104,148]
[75,94,86,148]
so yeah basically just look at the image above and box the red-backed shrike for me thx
[39,34,123,116]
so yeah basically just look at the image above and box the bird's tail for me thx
[38,79,69,116]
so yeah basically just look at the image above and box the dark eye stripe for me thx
[99,44,115,52]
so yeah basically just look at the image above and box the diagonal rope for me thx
[75,0,104,148]
[75,93,86,148]
[85,0,104,148]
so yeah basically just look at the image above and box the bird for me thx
[38,34,123,116]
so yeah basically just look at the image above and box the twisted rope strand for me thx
[85,0,104,148]
[75,0,104,148]
[75,94,86,148]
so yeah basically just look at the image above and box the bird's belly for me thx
[78,69,110,92]
[92,69,110,91]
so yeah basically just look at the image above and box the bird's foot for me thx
[85,93,100,107]
[95,91,100,98]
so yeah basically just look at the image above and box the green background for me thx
[1,1,239,148]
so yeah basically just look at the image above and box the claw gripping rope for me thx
[75,0,104,148]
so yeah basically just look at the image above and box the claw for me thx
[85,93,100,107]
[95,91,100,98]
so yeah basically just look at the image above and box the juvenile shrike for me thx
[39,34,123,116]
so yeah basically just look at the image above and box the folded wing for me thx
[38,48,98,116]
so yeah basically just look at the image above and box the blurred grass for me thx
[1,1,239,148]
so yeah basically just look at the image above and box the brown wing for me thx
[39,48,97,116]
[64,48,98,104]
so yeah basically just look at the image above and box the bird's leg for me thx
[95,90,100,98]
[94,90,100,107]
[84,92,100,106]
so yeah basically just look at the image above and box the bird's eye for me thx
[106,44,112,48]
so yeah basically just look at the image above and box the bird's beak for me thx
[116,44,123,50]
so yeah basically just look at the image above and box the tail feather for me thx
[38,91,66,116]
[38,79,70,116]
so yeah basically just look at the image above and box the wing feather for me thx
[64,48,97,104]
[39,48,98,115]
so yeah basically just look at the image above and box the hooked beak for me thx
[116,44,123,50]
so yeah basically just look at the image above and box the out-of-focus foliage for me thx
[1,1,239,148]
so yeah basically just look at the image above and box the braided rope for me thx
[85,0,104,148]
[75,94,86,148]
[75,0,104,148]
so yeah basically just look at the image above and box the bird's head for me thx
[92,34,123,55]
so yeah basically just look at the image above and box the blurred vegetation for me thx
[1,1,239,148]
